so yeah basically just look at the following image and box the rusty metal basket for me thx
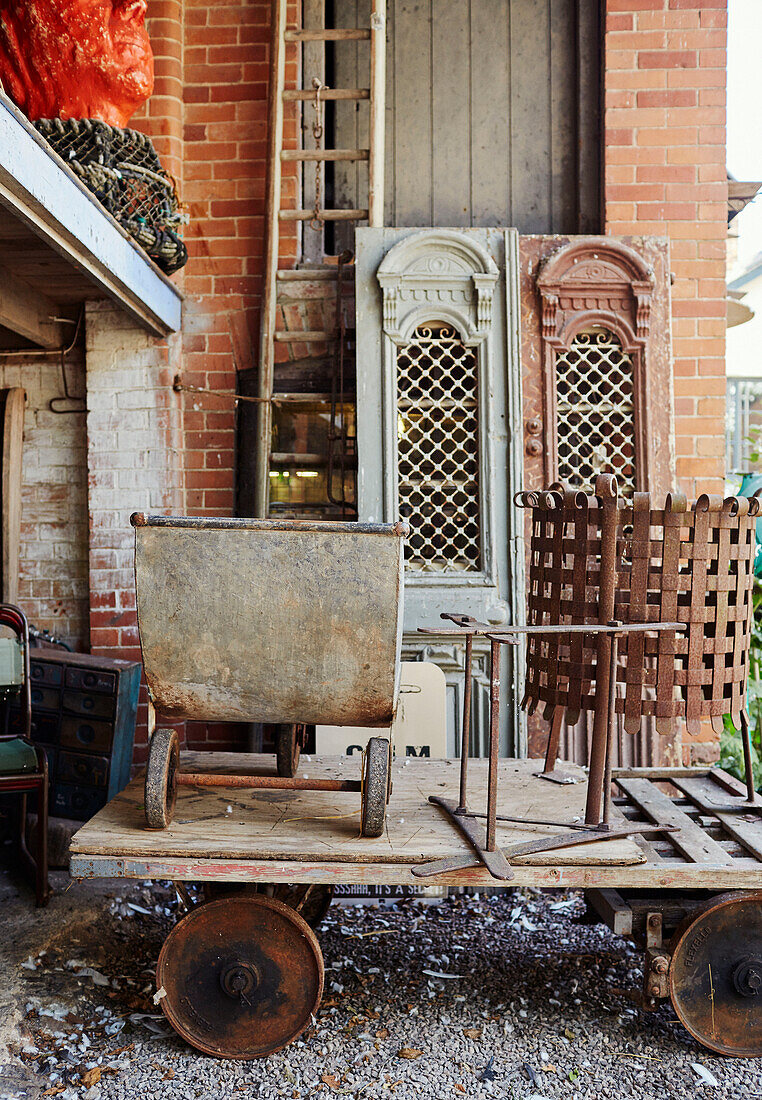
[415,475,761,881]
[131,514,407,837]
[518,476,760,816]
[519,479,759,737]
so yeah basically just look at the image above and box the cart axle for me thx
[176,772,361,792]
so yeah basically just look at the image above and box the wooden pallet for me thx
[69,754,762,890]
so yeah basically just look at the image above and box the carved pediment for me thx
[536,237,655,343]
[377,229,499,342]
[561,259,630,286]
[404,253,474,277]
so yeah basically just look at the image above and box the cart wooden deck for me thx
[70,753,762,891]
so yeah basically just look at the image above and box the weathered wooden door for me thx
[328,0,601,252]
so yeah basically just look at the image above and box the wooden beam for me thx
[281,148,369,161]
[616,777,734,865]
[283,88,369,101]
[0,387,25,604]
[254,0,288,517]
[368,0,387,227]
[285,28,370,41]
[584,888,633,936]
[279,208,368,221]
[0,261,62,347]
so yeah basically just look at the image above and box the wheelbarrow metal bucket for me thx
[131,515,406,727]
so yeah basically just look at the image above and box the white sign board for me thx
[316,661,447,759]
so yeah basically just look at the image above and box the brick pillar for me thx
[132,0,184,188]
[85,300,185,765]
[604,0,728,501]
[179,0,275,519]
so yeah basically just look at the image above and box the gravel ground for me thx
[1,869,761,1100]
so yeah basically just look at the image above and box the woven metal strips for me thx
[516,479,760,735]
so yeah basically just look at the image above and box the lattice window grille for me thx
[555,329,636,494]
[396,323,481,572]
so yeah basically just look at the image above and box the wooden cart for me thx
[70,752,762,1061]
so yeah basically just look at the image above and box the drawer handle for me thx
[77,725,95,745]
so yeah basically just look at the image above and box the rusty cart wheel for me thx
[144,727,179,829]
[669,891,762,1058]
[156,894,324,1059]
[275,723,304,778]
[360,737,390,838]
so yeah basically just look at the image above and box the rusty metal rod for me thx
[458,811,597,831]
[485,639,501,852]
[740,709,757,803]
[542,705,565,775]
[602,626,621,827]
[173,375,277,405]
[457,634,473,814]
[413,822,678,878]
[586,476,619,825]
[420,622,686,637]
[176,773,361,792]
[422,796,514,881]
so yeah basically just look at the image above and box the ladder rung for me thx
[272,393,337,401]
[277,269,353,281]
[285,28,371,41]
[275,331,338,342]
[280,208,368,221]
[283,88,370,102]
[282,149,369,162]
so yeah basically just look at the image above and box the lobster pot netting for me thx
[516,482,760,736]
[34,118,188,274]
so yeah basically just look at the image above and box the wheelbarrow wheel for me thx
[361,737,391,838]
[275,723,303,778]
[145,727,179,829]
[156,895,324,1059]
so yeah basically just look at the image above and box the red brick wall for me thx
[604,0,728,502]
[86,2,282,763]
[139,0,184,185]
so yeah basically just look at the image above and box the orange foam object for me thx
[0,0,154,127]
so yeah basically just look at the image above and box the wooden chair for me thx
[0,605,50,906]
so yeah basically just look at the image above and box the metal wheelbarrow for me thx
[131,515,407,838]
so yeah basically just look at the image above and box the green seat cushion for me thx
[0,738,38,775]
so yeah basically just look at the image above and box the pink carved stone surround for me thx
[533,236,666,495]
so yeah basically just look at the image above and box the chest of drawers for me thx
[8,649,141,820]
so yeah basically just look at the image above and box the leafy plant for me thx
[719,716,762,792]
[718,578,762,792]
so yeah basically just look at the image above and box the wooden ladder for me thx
[253,0,386,516]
